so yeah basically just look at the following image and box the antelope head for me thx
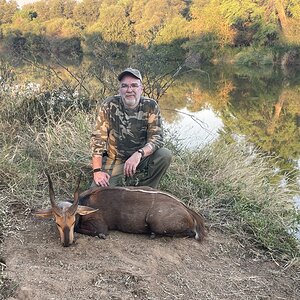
[32,173,98,247]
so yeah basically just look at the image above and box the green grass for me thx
[234,47,275,66]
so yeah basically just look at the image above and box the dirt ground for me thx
[2,214,299,300]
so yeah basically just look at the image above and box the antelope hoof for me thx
[150,232,156,239]
[98,233,106,239]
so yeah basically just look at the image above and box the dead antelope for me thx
[33,174,207,247]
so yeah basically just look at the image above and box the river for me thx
[159,64,300,209]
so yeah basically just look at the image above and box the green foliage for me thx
[154,15,189,44]
[48,0,76,19]
[234,47,274,66]
[287,0,300,19]
[189,0,235,46]
[183,33,221,63]
[1,0,300,63]
[3,11,43,36]
[22,1,53,22]
[44,17,82,37]
[219,0,264,25]
[87,3,134,44]
[252,22,280,47]
[132,0,186,46]
[72,0,101,27]
[0,0,18,25]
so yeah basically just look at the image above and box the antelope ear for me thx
[32,208,53,218]
[77,205,98,216]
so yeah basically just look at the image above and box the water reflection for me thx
[160,64,300,181]
[162,107,223,149]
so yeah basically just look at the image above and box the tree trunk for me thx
[266,93,285,135]
[275,0,288,31]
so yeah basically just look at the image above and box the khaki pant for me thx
[92,148,172,188]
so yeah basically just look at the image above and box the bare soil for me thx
[2,214,299,300]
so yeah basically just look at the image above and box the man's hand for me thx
[94,171,110,187]
[124,152,142,177]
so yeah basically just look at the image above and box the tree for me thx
[44,17,81,37]
[0,0,18,25]
[276,0,300,44]
[188,0,235,46]
[3,9,43,35]
[87,2,134,44]
[49,0,76,19]
[22,0,51,22]
[154,15,189,44]
[72,0,102,27]
[132,0,186,47]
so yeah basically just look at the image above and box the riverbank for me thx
[0,88,299,298]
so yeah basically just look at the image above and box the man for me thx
[90,67,172,188]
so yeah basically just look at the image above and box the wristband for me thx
[93,168,102,173]
[137,148,144,158]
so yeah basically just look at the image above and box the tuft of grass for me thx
[0,267,17,300]
[0,112,94,209]
[0,196,18,300]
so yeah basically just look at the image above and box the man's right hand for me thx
[94,171,110,187]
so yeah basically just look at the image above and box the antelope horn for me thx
[45,171,62,216]
[68,174,81,215]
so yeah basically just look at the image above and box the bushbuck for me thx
[33,174,207,247]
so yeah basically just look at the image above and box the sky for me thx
[17,0,38,7]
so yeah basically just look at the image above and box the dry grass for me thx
[0,103,299,262]
[160,140,300,262]
[0,195,19,299]
[0,83,299,298]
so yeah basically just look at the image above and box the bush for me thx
[234,47,274,66]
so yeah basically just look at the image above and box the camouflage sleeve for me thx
[90,103,109,156]
[146,102,164,152]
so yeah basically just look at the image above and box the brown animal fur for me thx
[75,186,207,241]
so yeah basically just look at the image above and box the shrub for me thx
[234,47,274,66]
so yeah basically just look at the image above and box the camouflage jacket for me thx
[91,95,164,161]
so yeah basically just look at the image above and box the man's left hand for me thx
[124,152,142,177]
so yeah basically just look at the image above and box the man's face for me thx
[119,74,143,109]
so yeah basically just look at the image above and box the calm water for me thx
[159,64,300,207]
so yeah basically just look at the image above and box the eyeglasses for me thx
[120,83,141,89]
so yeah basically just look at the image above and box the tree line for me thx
[0,0,300,65]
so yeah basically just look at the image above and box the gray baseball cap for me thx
[118,68,142,82]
